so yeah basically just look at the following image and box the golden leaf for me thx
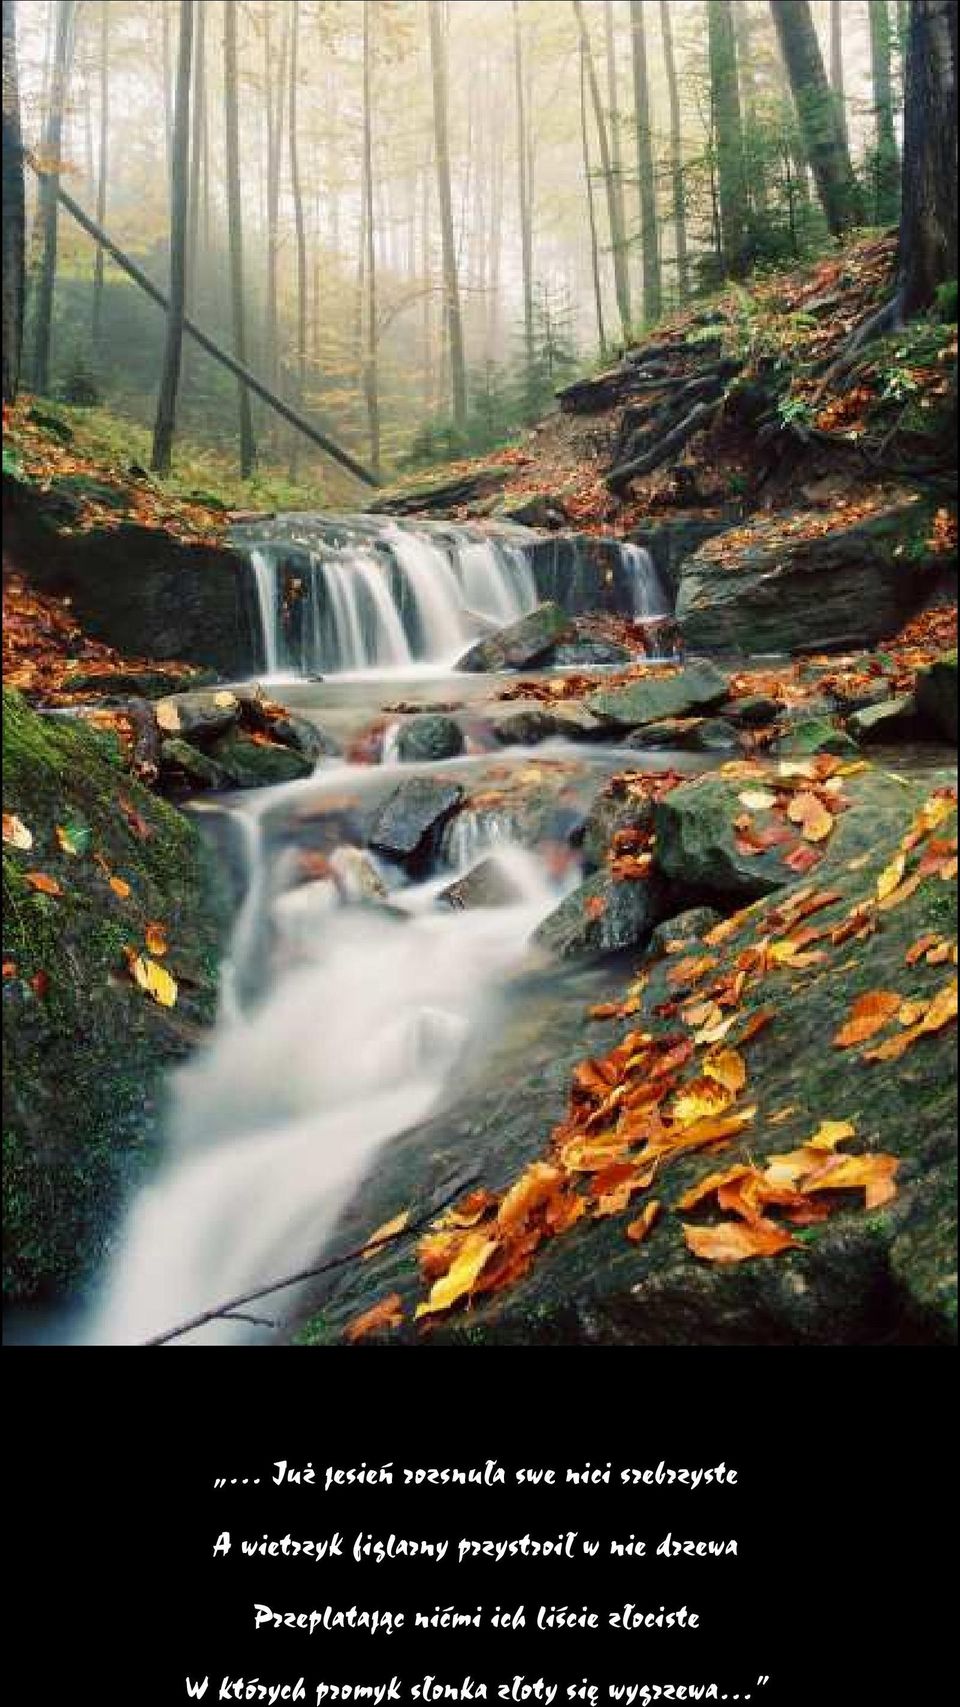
[145,921,168,957]
[344,1293,404,1343]
[670,1076,735,1128]
[128,953,178,1008]
[415,1232,497,1318]
[805,1118,856,1153]
[702,1046,747,1095]
[832,990,901,1048]
[361,1209,410,1259]
[682,1218,797,1263]
[24,871,62,896]
[876,852,906,901]
[109,874,132,899]
[626,1200,661,1244]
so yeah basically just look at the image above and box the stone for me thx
[438,856,527,911]
[61,665,219,698]
[208,731,313,787]
[455,602,572,672]
[676,501,945,655]
[624,715,740,752]
[368,777,464,866]
[154,688,240,742]
[847,696,920,742]
[915,652,958,743]
[648,906,723,956]
[328,846,389,903]
[490,703,600,746]
[726,694,782,727]
[653,776,792,902]
[396,714,465,763]
[159,737,230,790]
[533,868,667,960]
[585,660,730,730]
[775,718,859,757]
[576,787,656,873]
[546,638,634,667]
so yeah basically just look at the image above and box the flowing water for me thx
[73,516,679,1344]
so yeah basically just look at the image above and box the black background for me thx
[11,1352,953,1705]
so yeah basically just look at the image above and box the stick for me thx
[26,160,380,490]
[143,1170,481,1346]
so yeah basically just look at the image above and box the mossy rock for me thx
[586,661,730,730]
[2,690,230,1301]
[776,717,859,757]
[207,731,313,787]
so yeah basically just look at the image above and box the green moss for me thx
[2,690,231,1301]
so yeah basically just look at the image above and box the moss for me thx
[2,689,231,1301]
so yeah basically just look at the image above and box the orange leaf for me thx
[344,1293,404,1343]
[801,1152,899,1209]
[497,1162,565,1234]
[145,921,168,957]
[626,1200,661,1244]
[682,1218,797,1263]
[2,812,33,850]
[415,1232,498,1318]
[24,871,62,896]
[670,1076,735,1128]
[702,1046,747,1095]
[584,895,607,921]
[360,1209,410,1259]
[787,791,834,843]
[784,842,823,874]
[109,874,132,899]
[832,990,902,1048]
[906,933,942,965]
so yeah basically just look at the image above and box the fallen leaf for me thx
[144,921,168,957]
[682,1218,797,1263]
[787,791,834,842]
[24,871,62,896]
[344,1293,404,1343]
[2,812,33,850]
[805,1118,856,1152]
[127,952,178,1008]
[415,1232,498,1318]
[55,820,92,857]
[906,933,942,965]
[802,1152,899,1209]
[738,789,779,811]
[109,874,132,899]
[497,1163,565,1234]
[832,990,902,1048]
[584,895,607,921]
[626,1200,661,1244]
[361,1209,410,1259]
[702,1046,747,1095]
[670,1076,735,1127]
[877,852,906,900]
[784,842,823,874]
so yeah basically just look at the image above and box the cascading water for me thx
[620,543,671,621]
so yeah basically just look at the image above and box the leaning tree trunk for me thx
[579,33,607,356]
[630,0,661,322]
[151,0,193,475]
[868,0,901,224]
[31,0,75,394]
[2,0,25,402]
[428,0,467,434]
[224,0,255,475]
[898,0,958,315]
[708,0,749,278]
[770,0,863,237]
[572,0,632,343]
[659,0,688,303]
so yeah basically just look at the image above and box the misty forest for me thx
[2,0,957,1348]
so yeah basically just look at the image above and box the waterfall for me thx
[250,548,281,675]
[620,543,671,621]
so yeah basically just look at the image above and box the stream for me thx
[75,517,689,1345]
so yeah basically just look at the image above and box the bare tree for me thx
[151,0,193,474]
[224,0,256,475]
[288,0,308,476]
[572,0,631,342]
[91,0,109,352]
[361,0,381,474]
[708,0,749,277]
[31,0,76,394]
[579,29,607,355]
[659,0,688,303]
[868,0,900,223]
[629,0,661,321]
[2,0,25,401]
[428,0,467,432]
[829,0,848,150]
[513,0,535,395]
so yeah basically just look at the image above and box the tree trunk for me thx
[151,0,193,475]
[91,0,108,353]
[224,0,255,476]
[183,0,204,390]
[264,2,289,396]
[829,0,848,150]
[161,0,172,185]
[428,0,467,433]
[603,1,628,304]
[868,0,900,223]
[513,0,535,400]
[898,0,958,314]
[288,0,308,478]
[579,33,607,356]
[770,0,864,236]
[362,0,381,476]
[629,0,661,322]
[707,0,750,278]
[658,0,688,303]
[31,0,75,394]
[573,0,631,342]
[2,0,25,402]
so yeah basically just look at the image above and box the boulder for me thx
[160,737,230,791]
[438,856,527,911]
[648,905,723,956]
[775,718,859,757]
[154,688,240,742]
[654,776,791,902]
[490,703,601,746]
[368,777,464,866]
[545,638,634,668]
[915,653,958,743]
[624,715,740,752]
[847,695,920,743]
[61,665,219,699]
[576,787,656,873]
[455,602,572,673]
[726,694,782,727]
[396,714,465,763]
[533,868,667,960]
[585,660,730,730]
[327,846,389,904]
[208,731,313,787]
[676,501,944,654]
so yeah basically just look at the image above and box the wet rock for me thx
[496,493,569,530]
[775,717,859,757]
[654,776,790,902]
[328,846,389,903]
[208,731,314,787]
[648,906,723,956]
[368,777,464,867]
[676,501,943,654]
[438,856,527,911]
[533,868,667,960]
[915,652,958,743]
[545,638,634,668]
[235,692,341,762]
[61,665,219,698]
[726,694,782,726]
[159,737,230,791]
[455,602,571,672]
[154,688,240,742]
[847,695,920,742]
[585,660,729,730]
[490,703,601,746]
[576,787,656,873]
[624,715,740,752]
[396,714,465,763]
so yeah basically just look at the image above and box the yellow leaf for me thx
[145,921,168,957]
[738,789,778,811]
[415,1232,497,1318]
[626,1200,661,1244]
[129,953,178,1008]
[682,1218,797,1263]
[670,1076,735,1128]
[877,852,906,901]
[361,1209,410,1259]
[805,1118,856,1153]
[702,1046,747,1095]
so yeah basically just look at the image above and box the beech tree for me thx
[630,0,661,321]
[898,0,958,314]
[428,0,466,432]
[708,0,749,278]
[2,0,24,402]
[31,0,75,394]
[151,0,193,473]
[770,0,863,238]
[224,0,255,475]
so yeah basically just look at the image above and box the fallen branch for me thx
[606,400,720,495]
[143,1170,481,1345]
[27,160,380,490]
